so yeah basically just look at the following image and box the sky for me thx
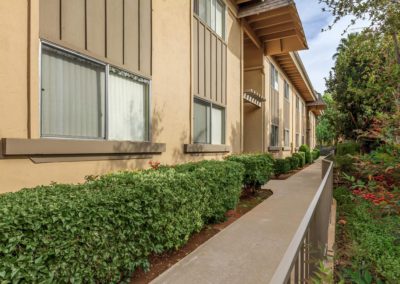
[295,0,370,94]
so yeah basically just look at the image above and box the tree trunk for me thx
[393,32,400,65]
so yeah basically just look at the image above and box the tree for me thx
[326,31,399,140]
[316,94,342,145]
[319,0,400,64]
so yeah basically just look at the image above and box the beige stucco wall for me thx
[0,0,243,194]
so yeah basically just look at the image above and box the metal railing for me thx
[270,153,334,284]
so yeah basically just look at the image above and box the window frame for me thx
[271,64,279,91]
[194,0,226,40]
[284,80,290,101]
[39,41,151,142]
[284,128,290,147]
[193,97,226,145]
[270,124,279,147]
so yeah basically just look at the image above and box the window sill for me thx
[1,138,166,162]
[268,146,281,152]
[283,147,291,151]
[184,144,231,154]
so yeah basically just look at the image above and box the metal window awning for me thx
[238,0,308,55]
[244,89,266,108]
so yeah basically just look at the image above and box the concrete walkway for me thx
[152,159,324,284]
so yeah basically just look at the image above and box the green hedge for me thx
[225,153,274,189]
[299,144,313,164]
[288,156,300,170]
[336,141,360,156]
[293,152,306,167]
[174,160,244,222]
[274,158,291,177]
[0,161,244,282]
[312,149,320,160]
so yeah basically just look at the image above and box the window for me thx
[284,81,290,100]
[194,0,225,38]
[296,133,300,147]
[296,95,300,110]
[270,125,279,147]
[41,43,150,141]
[271,64,279,91]
[302,135,305,145]
[193,98,225,144]
[284,129,290,147]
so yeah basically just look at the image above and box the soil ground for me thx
[130,188,273,284]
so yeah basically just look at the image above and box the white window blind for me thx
[194,100,210,144]
[108,70,148,141]
[41,46,106,139]
[211,106,224,144]
[216,0,224,38]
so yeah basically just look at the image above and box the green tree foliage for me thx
[319,0,400,64]
[325,31,399,140]
[316,94,342,144]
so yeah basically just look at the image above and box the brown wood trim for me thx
[184,144,231,154]
[2,138,166,156]
[30,154,152,164]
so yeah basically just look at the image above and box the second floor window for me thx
[271,64,279,91]
[194,0,225,39]
[284,81,290,100]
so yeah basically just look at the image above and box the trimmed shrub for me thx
[312,149,320,160]
[293,152,306,167]
[288,155,300,170]
[274,158,291,177]
[225,153,274,189]
[174,160,244,222]
[336,141,360,156]
[299,144,313,164]
[0,161,244,282]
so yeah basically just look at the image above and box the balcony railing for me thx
[270,153,334,283]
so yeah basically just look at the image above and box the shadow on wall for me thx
[229,121,241,154]
[227,16,241,60]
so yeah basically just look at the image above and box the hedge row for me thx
[225,153,274,189]
[0,160,244,283]
[299,144,313,164]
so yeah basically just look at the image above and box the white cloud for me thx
[295,1,370,94]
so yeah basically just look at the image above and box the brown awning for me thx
[238,0,307,55]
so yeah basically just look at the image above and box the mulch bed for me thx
[130,188,273,283]
[271,164,311,180]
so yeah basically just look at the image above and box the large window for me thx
[193,98,225,144]
[270,125,279,147]
[41,43,150,141]
[194,0,226,38]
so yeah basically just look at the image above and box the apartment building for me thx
[0,0,324,193]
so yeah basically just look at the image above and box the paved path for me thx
[152,159,324,284]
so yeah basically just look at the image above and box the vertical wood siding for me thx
[193,16,227,105]
[284,99,290,129]
[39,0,152,78]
